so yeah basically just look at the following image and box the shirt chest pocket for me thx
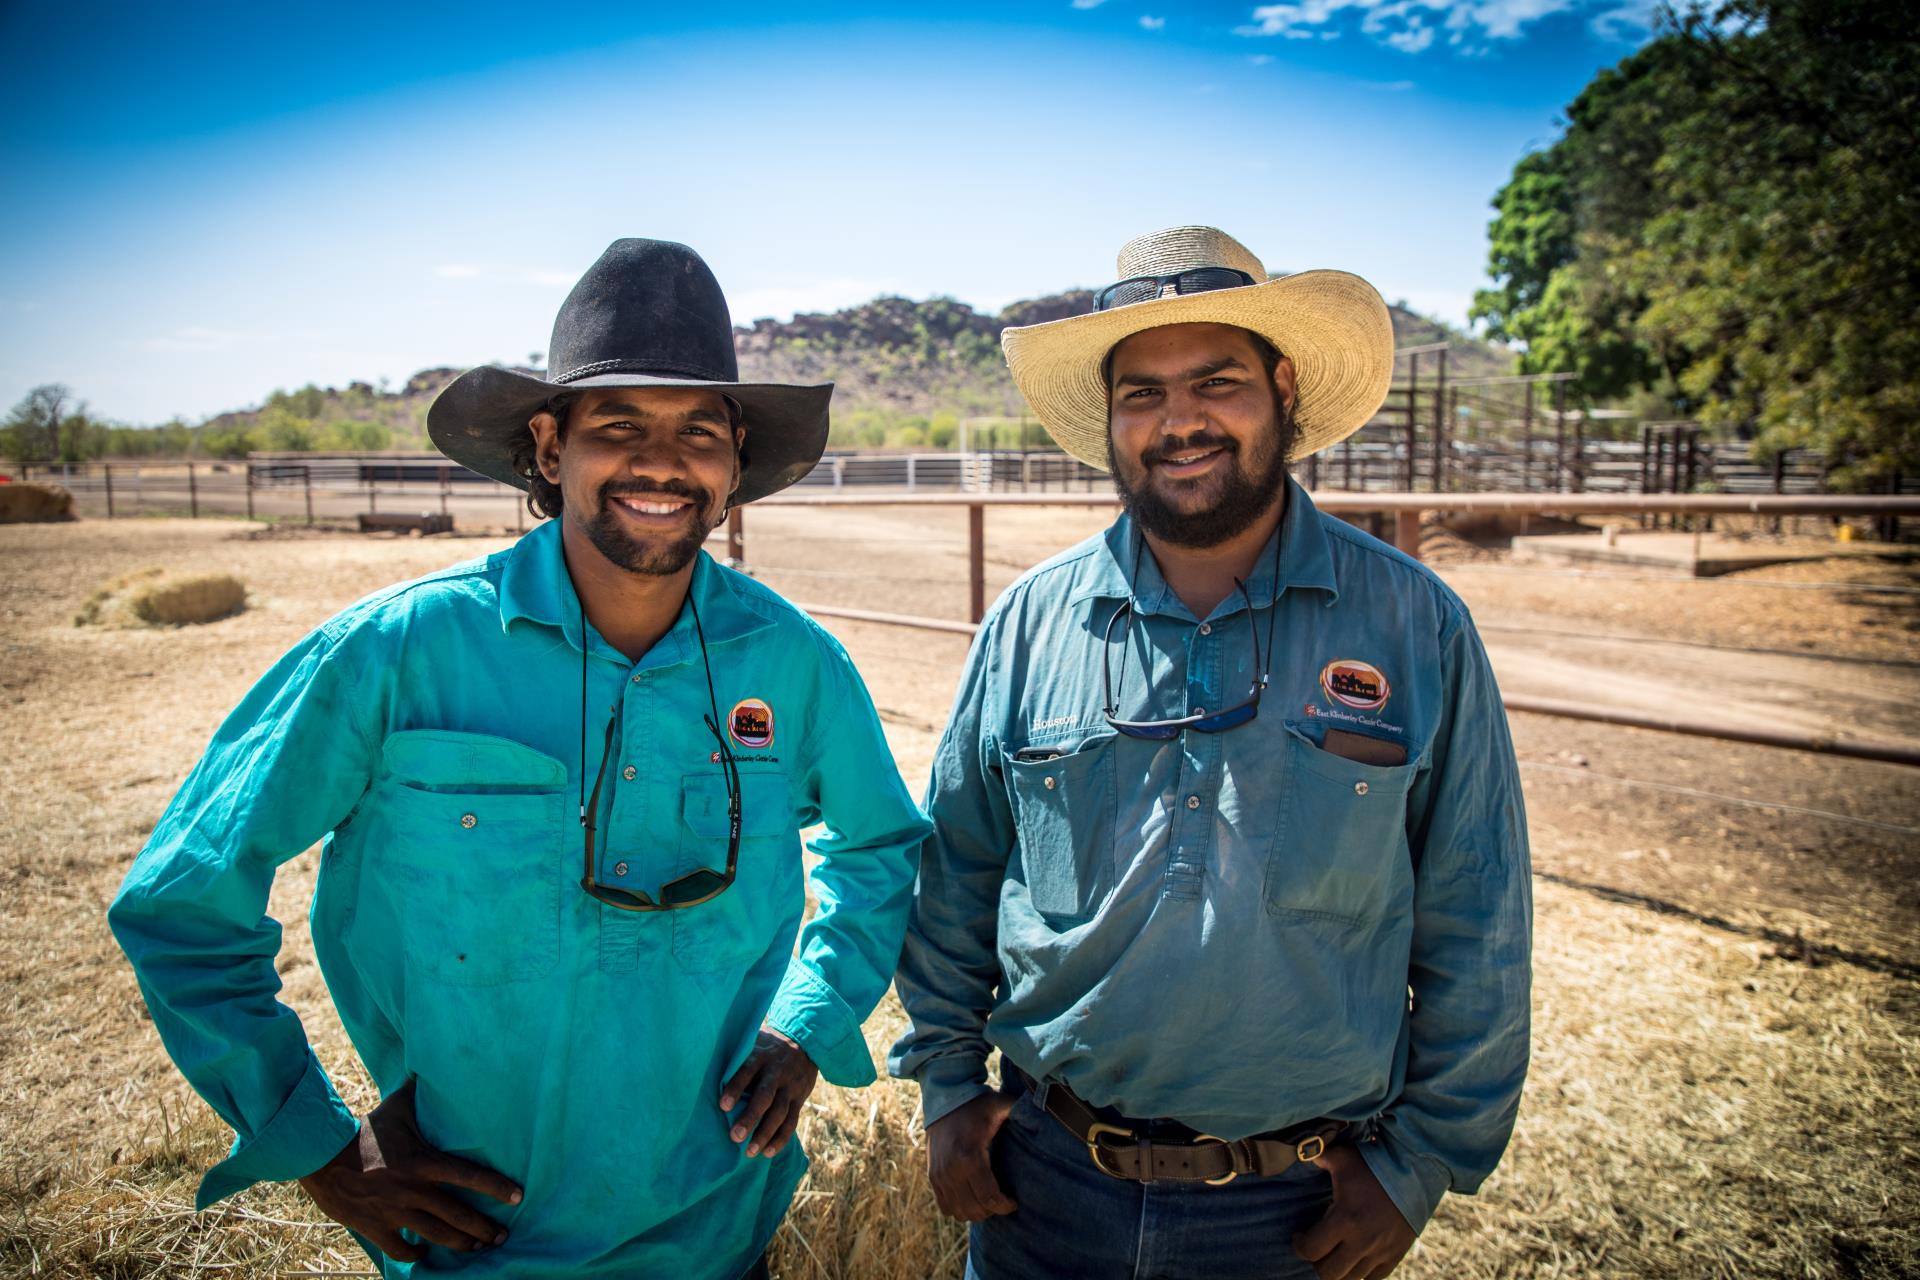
[672,770,799,972]
[367,730,568,987]
[1263,725,1418,930]
[1003,732,1118,923]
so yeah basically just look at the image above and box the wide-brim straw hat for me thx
[428,238,830,506]
[1002,226,1393,470]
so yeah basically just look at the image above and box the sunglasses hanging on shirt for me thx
[577,590,741,912]
[1101,522,1284,741]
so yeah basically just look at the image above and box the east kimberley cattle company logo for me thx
[728,698,774,748]
[1320,660,1391,712]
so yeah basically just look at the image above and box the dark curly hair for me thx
[507,393,577,519]
[506,392,748,521]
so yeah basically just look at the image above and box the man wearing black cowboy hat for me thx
[891,227,1531,1279]
[110,238,931,1279]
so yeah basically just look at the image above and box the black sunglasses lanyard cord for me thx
[578,585,741,852]
[1114,519,1285,704]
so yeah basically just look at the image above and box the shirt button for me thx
[1186,794,1201,810]
[613,861,629,877]
[1199,623,1212,635]
[622,765,637,781]
[1354,781,1370,796]
[631,674,643,684]
[1043,776,1057,790]
[459,813,477,829]
[1192,707,1206,717]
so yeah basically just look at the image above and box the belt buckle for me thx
[1192,1134,1238,1186]
[1085,1121,1132,1179]
[1295,1134,1327,1164]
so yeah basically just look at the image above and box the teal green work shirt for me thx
[109,518,930,1278]
[889,479,1532,1233]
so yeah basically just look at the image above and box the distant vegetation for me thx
[1471,0,1918,488]
[2,289,1510,463]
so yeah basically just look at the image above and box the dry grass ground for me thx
[2,515,1916,1279]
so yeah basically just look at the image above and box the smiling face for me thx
[1105,322,1298,548]
[528,386,743,577]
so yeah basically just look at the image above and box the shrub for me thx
[0,482,75,523]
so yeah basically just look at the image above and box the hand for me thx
[297,1078,523,1264]
[926,1090,1018,1222]
[1291,1142,1418,1280]
[719,1027,819,1158]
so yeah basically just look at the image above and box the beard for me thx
[578,477,721,576]
[1108,400,1298,548]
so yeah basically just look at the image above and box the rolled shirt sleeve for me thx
[765,627,931,1087]
[886,621,1016,1126]
[107,626,380,1208]
[1361,606,1534,1232]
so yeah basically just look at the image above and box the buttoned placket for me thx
[583,621,695,974]
[1163,607,1222,904]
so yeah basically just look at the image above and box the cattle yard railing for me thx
[732,491,1920,769]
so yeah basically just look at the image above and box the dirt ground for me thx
[2,513,1916,1279]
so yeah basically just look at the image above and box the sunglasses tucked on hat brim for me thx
[1001,263,1395,473]
[428,366,831,508]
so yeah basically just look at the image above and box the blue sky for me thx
[0,0,1654,424]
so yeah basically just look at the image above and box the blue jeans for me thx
[966,1080,1334,1280]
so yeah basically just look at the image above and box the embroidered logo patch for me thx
[728,698,774,748]
[1320,660,1391,713]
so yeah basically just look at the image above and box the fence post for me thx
[304,464,314,525]
[1521,381,1535,493]
[1432,349,1448,492]
[245,464,256,520]
[188,462,198,518]
[906,456,917,492]
[1404,353,1420,490]
[1639,425,1652,529]
[1771,449,1785,534]
[968,503,986,624]
[727,506,744,564]
[1394,510,1422,560]
[833,457,845,493]
[440,465,450,516]
[104,464,114,518]
[1553,381,1567,492]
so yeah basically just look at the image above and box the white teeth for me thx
[619,497,689,515]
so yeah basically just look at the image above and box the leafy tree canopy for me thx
[1471,0,1920,486]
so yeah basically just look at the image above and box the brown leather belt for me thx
[1036,1076,1347,1186]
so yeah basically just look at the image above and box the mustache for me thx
[1140,433,1239,467]
[598,477,712,507]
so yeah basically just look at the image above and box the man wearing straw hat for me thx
[891,227,1531,1279]
[110,238,930,1279]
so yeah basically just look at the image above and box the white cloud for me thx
[1235,0,1620,52]
[141,326,254,354]
[1589,0,1657,39]
[1385,20,1435,50]
[731,278,899,322]
[1140,14,1166,28]
[1070,0,1108,8]
[435,264,574,288]
[1247,52,1274,64]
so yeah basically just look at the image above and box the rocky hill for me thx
[190,289,1513,454]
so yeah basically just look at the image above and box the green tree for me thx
[2,384,71,461]
[1472,0,1920,484]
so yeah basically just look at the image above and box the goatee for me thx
[581,478,719,576]
[1109,402,1297,548]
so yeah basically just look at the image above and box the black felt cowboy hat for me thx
[428,238,831,505]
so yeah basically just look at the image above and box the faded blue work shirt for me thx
[889,478,1532,1233]
[109,518,930,1278]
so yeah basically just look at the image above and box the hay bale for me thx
[129,573,247,626]
[0,482,76,523]
[75,568,246,627]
